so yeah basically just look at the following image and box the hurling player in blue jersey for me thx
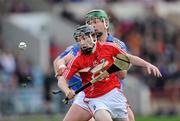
[53,9,134,121]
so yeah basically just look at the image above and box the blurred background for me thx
[0,0,179,121]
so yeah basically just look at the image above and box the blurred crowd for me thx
[112,10,180,93]
[0,45,61,115]
[0,0,58,114]
[0,31,58,115]
[0,0,179,116]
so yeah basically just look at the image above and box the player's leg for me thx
[63,91,93,121]
[84,96,113,121]
[109,88,129,121]
[88,118,95,121]
[94,109,113,121]
[63,103,92,121]
[86,88,129,121]
[127,106,135,121]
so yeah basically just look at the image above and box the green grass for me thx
[136,116,180,121]
[1,115,180,121]
[1,115,63,121]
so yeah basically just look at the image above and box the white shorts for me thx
[84,88,128,119]
[73,91,90,112]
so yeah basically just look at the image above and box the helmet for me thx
[73,25,96,55]
[73,25,95,41]
[85,9,108,23]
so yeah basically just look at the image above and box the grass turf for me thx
[135,116,180,121]
[1,115,180,121]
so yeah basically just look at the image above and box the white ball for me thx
[18,42,27,50]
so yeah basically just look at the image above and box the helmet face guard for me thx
[85,9,108,24]
[73,25,96,54]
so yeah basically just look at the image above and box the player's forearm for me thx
[54,54,74,70]
[55,58,66,68]
[127,54,152,67]
[57,76,70,94]
[64,53,74,64]
[53,57,65,71]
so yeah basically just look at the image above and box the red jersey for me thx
[63,42,126,98]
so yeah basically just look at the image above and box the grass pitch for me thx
[1,114,180,121]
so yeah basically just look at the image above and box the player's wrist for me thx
[55,64,66,77]
[58,64,66,69]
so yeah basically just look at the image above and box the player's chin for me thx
[82,47,88,50]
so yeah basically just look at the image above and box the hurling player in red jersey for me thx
[54,9,130,121]
[58,25,161,121]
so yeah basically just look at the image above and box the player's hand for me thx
[55,65,67,77]
[146,63,162,77]
[116,70,127,80]
[65,88,75,100]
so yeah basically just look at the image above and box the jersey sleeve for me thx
[62,56,80,81]
[59,44,80,59]
[119,41,127,52]
[113,38,127,52]
[104,42,127,56]
[113,44,127,56]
